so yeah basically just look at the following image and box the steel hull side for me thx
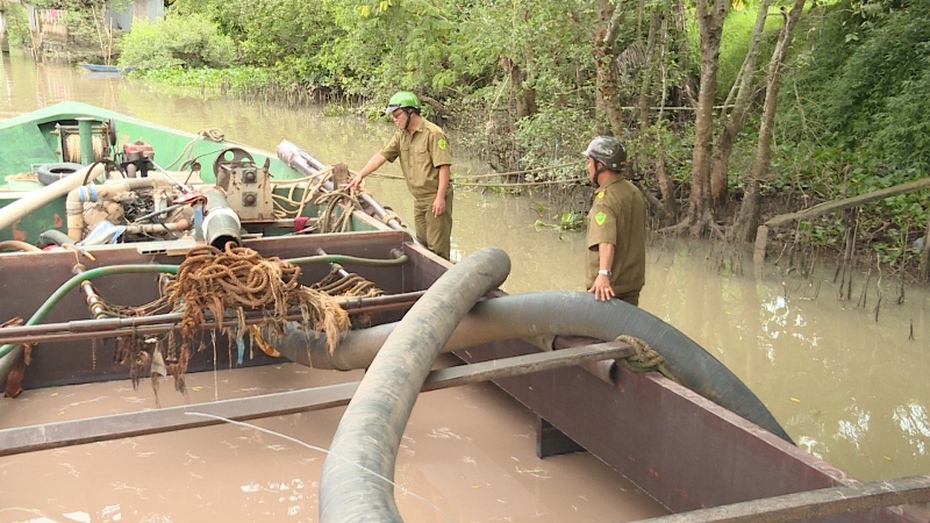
[0,230,413,389]
[456,338,913,522]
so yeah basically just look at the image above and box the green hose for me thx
[285,253,408,267]
[0,251,407,374]
[0,265,179,360]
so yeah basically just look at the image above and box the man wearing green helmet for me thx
[582,135,646,305]
[348,91,454,260]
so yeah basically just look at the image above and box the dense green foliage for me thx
[775,0,930,265]
[118,13,236,69]
[4,3,30,47]
[11,0,929,270]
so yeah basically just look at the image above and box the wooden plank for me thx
[0,341,632,457]
[635,475,930,523]
[423,341,631,390]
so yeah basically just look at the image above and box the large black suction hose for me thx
[318,246,511,523]
[270,291,792,444]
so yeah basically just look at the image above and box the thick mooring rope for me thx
[271,166,333,219]
[614,334,675,380]
[315,187,362,234]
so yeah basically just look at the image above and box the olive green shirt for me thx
[380,118,452,199]
[585,176,646,296]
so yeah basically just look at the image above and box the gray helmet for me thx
[582,136,627,171]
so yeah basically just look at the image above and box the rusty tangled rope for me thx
[614,334,674,380]
[311,265,384,298]
[164,244,350,376]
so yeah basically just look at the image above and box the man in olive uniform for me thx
[583,136,646,305]
[348,91,454,260]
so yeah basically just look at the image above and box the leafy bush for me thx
[781,1,930,172]
[119,13,236,70]
[4,3,31,48]
[132,66,270,96]
[512,105,592,181]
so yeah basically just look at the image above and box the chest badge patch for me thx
[438,139,447,150]
[595,211,607,225]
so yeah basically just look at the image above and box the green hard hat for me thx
[385,91,421,115]
[582,136,627,171]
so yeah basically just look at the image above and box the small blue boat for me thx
[79,62,134,74]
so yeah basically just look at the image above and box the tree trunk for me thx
[637,8,661,133]
[593,0,627,135]
[688,0,729,236]
[763,177,930,227]
[735,0,807,243]
[499,55,537,120]
[710,0,772,210]
[656,144,678,224]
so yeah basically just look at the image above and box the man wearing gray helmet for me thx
[582,136,646,305]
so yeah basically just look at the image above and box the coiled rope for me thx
[311,265,384,298]
[64,134,106,163]
[614,334,675,380]
[316,187,362,233]
[271,166,333,219]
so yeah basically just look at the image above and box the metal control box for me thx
[218,161,274,221]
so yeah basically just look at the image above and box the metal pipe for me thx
[319,246,511,523]
[124,218,190,236]
[277,139,326,173]
[0,291,425,345]
[316,248,351,278]
[77,117,94,164]
[74,265,108,320]
[201,187,241,249]
[270,291,794,445]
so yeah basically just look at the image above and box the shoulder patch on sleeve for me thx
[595,211,607,225]
[438,138,447,150]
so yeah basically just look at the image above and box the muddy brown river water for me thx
[0,361,666,522]
[0,51,928,521]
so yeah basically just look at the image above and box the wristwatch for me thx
[598,269,612,277]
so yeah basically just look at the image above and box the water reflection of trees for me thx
[894,402,930,456]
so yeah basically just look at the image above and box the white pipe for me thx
[0,164,105,233]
